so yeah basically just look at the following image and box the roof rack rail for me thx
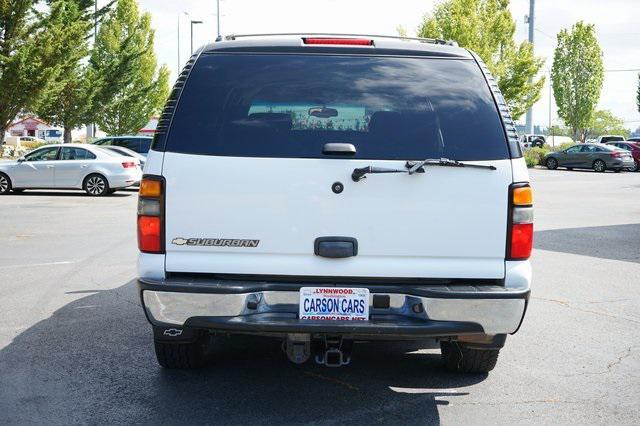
[223,32,458,47]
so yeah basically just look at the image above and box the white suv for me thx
[137,34,533,373]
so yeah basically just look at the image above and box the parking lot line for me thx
[0,260,76,270]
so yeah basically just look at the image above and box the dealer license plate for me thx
[299,287,370,321]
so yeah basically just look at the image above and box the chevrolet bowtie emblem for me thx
[171,237,188,246]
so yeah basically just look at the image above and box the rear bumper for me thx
[611,159,635,168]
[138,277,529,338]
[108,170,142,189]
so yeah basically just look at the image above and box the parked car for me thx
[0,144,141,196]
[100,145,146,168]
[92,136,152,157]
[627,137,640,143]
[596,135,625,144]
[519,134,546,148]
[43,129,63,143]
[605,141,640,171]
[543,143,635,172]
[136,34,533,373]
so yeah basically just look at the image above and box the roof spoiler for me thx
[223,33,458,47]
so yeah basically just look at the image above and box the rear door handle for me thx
[314,237,358,258]
[81,164,89,168]
[323,143,356,155]
[46,165,55,168]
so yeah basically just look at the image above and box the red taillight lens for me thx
[138,216,161,253]
[122,161,136,168]
[611,151,621,158]
[137,176,164,254]
[303,38,373,46]
[510,223,533,260]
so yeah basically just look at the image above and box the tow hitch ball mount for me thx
[285,334,353,367]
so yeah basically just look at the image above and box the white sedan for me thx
[0,144,142,196]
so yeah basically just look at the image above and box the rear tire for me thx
[83,174,109,196]
[545,158,558,170]
[593,160,606,173]
[154,337,212,369]
[0,173,11,195]
[441,341,500,373]
[632,161,640,172]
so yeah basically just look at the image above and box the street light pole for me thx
[525,0,535,135]
[217,0,221,40]
[87,0,98,141]
[94,0,97,41]
[177,12,189,75]
[177,16,180,75]
[190,20,203,54]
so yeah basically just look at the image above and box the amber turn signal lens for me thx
[513,186,533,206]
[139,179,162,197]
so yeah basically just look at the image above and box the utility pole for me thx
[525,0,535,135]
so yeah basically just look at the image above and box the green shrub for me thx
[524,151,538,168]
[20,141,47,150]
[529,147,550,162]
[524,147,550,168]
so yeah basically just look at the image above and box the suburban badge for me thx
[171,237,260,248]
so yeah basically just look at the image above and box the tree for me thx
[584,110,629,140]
[547,123,572,138]
[36,1,94,143]
[91,0,169,135]
[36,1,114,143]
[416,0,545,120]
[0,0,86,141]
[551,21,604,142]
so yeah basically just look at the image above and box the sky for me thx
[127,0,640,132]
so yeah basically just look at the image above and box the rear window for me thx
[138,138,151,153]
[601,136,624,143]
[166,54,508,161]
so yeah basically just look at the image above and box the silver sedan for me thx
[0,144,142,196]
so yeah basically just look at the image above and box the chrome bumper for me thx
[141,285,527,336]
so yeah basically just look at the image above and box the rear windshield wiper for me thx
[405,158,497,174]
[352,158,496,182]
[351,166,409,182]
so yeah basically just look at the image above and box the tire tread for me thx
[154,340,208,369]
[441,342,499,373]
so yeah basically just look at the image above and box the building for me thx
[7,116,62,142]
[138,117,158,136]
[515,124,545,136]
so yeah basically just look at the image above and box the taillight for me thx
[122,161,136,168]
[137,176,164,253]
[610,151,621,158]
[507,184,533,260]
[303,37,373,46]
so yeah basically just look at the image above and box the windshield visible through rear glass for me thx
[165,54,508,161]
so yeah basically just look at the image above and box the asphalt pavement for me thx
[1,168,639,425]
